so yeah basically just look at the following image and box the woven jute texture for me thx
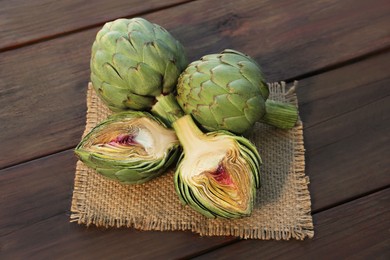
[70,82,314,240]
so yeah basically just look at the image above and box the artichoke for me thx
[172,115,261,218]
[90,18,187,111]
[176,49,298,134]
[75,111,180,184]
[151,96,261,218]
[87,20,262,215]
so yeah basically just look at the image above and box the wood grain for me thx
[193,188,390,260]
[126,0,390,81]
[0,215,234,259]
[294,52,390,210]
[0,29,94,169]
[304,96,390,211]
[0,0,191,50]
[2,0,390,258]
[1,0,390,169]
[297,52,390,129]
[0,150,76,237]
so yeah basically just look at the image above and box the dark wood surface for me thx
[1,0,389,259]
[194,189,390,260]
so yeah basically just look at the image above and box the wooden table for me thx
[1,1,389,259]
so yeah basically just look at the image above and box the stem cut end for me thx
[260,100,298,129]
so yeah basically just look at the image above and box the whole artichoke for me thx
[176,49,298,134]
[90,18,187,111]
[75,111,181,184]
[172,115,261,218]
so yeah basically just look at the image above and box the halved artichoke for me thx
[75,111,181,184]
[172,115,261,218]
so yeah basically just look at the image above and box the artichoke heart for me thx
[173,115,261,218]
[75,111,181,184]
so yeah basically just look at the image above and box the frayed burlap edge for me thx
[274,81,313,240]
[70,82,314,240]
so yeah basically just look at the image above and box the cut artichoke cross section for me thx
[75,112,181,184]
[172,115,261,219]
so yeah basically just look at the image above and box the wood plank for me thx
[0,215,234,259]
[162,0,390,81]
[292,54,390,212]
[0,150,76,237]
[0,0,191,50]
[1,0,390,168]
[304,96,390,211]
[297,51,390,129]
[193,188,390,260]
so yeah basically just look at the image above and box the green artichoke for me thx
[75,111,180,184]
[176,49,298,134]
[172,115,261,218]
[90,18,187,111]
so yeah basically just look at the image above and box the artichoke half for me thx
[75,112,180,184]
[150,93,262,218]
[172,115,261,218]
[176,49,298,134]
[91,18,187,112]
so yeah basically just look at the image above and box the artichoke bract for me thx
[176,49,298,134]
[75,111,181,184]
[90,18,187,111]
[173,115,261,218]
[152,96,261,218]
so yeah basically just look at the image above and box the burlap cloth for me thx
[70,82,313,240]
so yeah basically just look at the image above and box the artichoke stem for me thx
[260,100,299,129]
[151,94,185,127]
[172,115,205,154]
